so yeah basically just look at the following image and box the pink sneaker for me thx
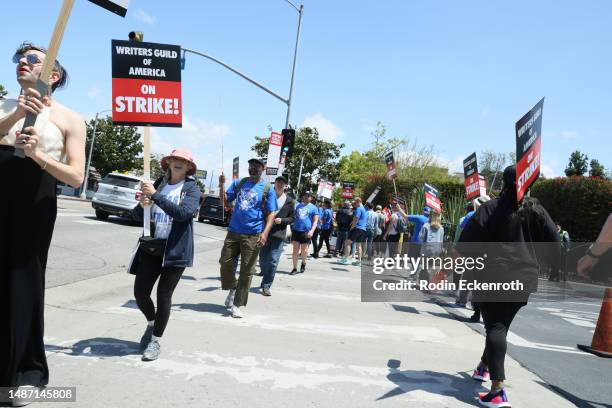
[478,388,511,407]
[472,365,490,382]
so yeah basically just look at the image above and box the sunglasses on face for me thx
[12,53,43,65]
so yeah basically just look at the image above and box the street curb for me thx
[58,195,91,203]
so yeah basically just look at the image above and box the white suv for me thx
[92,173,143,222]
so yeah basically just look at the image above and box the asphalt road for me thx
[48,198,227,288]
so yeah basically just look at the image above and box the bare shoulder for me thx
[50,100,85,138]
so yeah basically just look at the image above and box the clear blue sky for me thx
[2,0,611,180]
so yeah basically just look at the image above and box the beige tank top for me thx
[0,98,66,162]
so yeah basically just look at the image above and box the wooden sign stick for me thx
[15,0,75,158]
[142,125,152,236]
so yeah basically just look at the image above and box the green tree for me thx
[196,179,206,193]
[479,150,508,192]
[149,153,165,180]
[251,126,344,194]
[338,122,441,193]
[564,150,589,177]
[86,116,143,177]
[589,159,605,178]
[0,84,8,98]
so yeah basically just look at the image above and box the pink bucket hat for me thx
[160,148,197,176]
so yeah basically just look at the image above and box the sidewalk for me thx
[38,247,573,408]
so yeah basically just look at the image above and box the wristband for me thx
[586,245,602,259]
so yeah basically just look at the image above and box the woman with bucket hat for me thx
[129,148,201,361]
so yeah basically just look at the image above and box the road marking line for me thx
[47,339,462,403]
[561,318,596,328]
[506,331,590,355]
[102,306,447,341]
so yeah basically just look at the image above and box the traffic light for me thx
[281,128,295,158]
[128,31,144,42]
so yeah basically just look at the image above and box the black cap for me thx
[248,158,265,167]
[275,175,287,184]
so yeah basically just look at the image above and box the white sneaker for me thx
[225,288,236,309]
[231,305,244,318]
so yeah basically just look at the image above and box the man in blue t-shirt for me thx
[314,200,334,258]
[218,158,278,318]
[290,192,320,275]
[339,197,369,266]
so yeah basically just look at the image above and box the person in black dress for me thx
[0,42,86,402]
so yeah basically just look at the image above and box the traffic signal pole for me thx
[181,3,303,138]
[285,3,303,129]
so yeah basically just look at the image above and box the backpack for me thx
[366,211,379,232]
[236,177,271,214]
[395,214,407,234]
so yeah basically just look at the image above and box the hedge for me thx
[531,177,612,242]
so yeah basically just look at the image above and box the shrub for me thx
[531,176,612,242]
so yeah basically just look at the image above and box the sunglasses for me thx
[12,53,43,65]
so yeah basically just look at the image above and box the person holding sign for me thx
[457,165,559,407]
[218,158,278,318]
[130,148,200,362]
[0,43,85,393]
[339,197,368,267]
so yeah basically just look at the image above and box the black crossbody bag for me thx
[138,176,168,257]
[138,236,166,257]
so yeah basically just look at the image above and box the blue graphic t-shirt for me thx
[317,207,324,228]
[353,205,368,230]
[152,181,184,239]
[292,202,319,232]
[226,178,278,234]
[321,208,333,230]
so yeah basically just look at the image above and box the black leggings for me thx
[480,302,525,381]
[311,228,320,250]
[134,251,185,337]
[316,229,332,255]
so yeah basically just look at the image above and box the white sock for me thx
[147,320,154,327]
[152,335,161,343]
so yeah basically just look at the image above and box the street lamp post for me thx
[284,0,303,129]
[80,110,111,199]
[296,152,306,194]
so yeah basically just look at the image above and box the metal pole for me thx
[182,47,287,105]
[285,4,303,129]
[489,171,498,195]
[296,153,305,193]
[80,112,99,199]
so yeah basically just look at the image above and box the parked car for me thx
[92,173,143,222]
[198,194,231,225]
